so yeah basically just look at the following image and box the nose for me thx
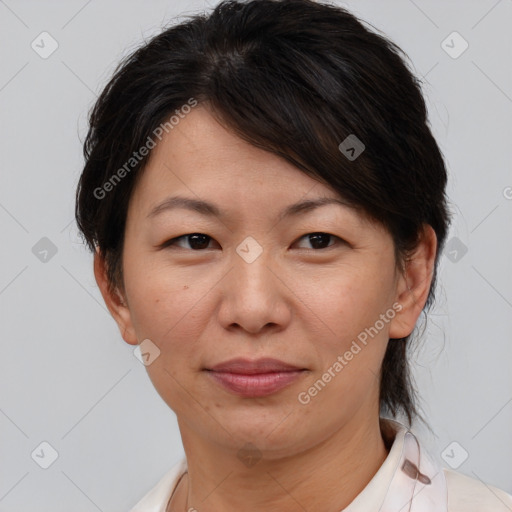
[216,244,292,335]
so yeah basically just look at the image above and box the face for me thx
[97,105,432,459]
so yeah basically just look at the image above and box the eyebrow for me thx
[146,195,353,221]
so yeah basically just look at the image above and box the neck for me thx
[170,412,391,512]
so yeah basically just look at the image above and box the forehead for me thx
[130,105,341,210]
[124,105,384,239]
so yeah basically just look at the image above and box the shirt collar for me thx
[344,417,448,511]
[130,417,448,512]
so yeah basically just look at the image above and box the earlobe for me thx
[93,248,139,346]
[388,225,437,339]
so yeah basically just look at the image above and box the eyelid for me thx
[158,232,346,251]
[157,233,217,250]
[292,232,345,250]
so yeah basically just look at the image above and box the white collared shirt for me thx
[130,418,512,511]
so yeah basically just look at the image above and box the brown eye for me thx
[162,233,216,250]
[295,232,341,250]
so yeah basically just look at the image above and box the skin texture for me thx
[94,105,437,512]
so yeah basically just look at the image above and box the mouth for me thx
[203,357,308,397]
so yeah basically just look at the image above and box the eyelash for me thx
[159,232,345,251]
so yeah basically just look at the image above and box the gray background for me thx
[0,0,511,510]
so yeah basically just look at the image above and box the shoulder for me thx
[129,457,187,512]
[444,467,512,512]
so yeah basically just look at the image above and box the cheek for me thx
[295,263,395,344]
[126,270,210,407]
[298,274,391,414]
[123,253,209,348]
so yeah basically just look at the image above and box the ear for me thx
[93,248,138,346]
[388,224,438,339]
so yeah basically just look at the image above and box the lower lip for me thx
[206,370,305,397]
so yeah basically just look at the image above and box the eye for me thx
[159,232,344,251]
[294,232,343,250]
[160,233,219,251]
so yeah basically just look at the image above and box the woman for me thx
[74,0,512,510]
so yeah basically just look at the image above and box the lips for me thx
[206,357,306,374]
[204,358,308,397]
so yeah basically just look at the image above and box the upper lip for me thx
[206,357,305,374]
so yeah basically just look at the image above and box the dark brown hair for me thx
[75,0,451,427]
